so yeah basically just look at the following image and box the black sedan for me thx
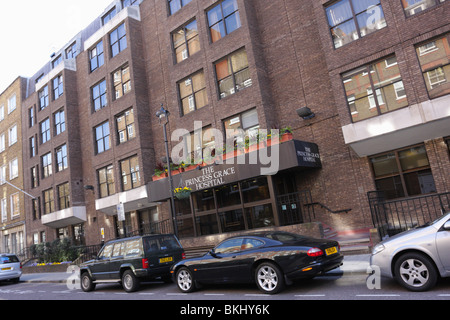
[171,231,343,294]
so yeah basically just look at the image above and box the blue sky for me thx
[0,0,114,93]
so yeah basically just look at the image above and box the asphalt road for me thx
[1,273,450,301]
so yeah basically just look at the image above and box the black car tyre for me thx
[81,272,96,292]
[394,252,438,292]
[176,267,196,293]
[255,262,285,294]
[122,270,140,293]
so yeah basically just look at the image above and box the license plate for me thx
[1,267,12,271]
[159,257,173,264]
[325,247,338,256]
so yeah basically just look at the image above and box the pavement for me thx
[20,254,371,284]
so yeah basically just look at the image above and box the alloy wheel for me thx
[257,265,279,292]
[399,258,430,287]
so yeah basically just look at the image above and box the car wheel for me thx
[176,267,196,293]
[122,270,140,293]
[255,262,285,294]
[394,252,438,292]
[81,272,96,292]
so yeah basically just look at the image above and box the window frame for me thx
[90,41,105,72]
[98,165,116,198]
[110,23,127,58]
[120,155,141,191]
[172,19,200,64]
[178,70,208,116]
[94,121,111,154]
[116,108,135,144]
[206,0,241,43]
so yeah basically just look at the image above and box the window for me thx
[8,124,17,146]
[92,80,108,111]
[0,134,4,153]
[52,55,62,69]
[29,106,35,127]
[98,165,115,198]
[10,193,19,218]
[53,75,63,100]
[56,145,68,172]
[42,152,53,178]
[95,122,111,154]
[215,238,243,254]
[58,183,70,210]
[110,23,127,57]
[207,0,241,43]
[43,189,55,215]
[32,198,41,220]
[215,48,252,99]
[0,166,5,184]
[1,198,6,222]
[178,70,208,115]
[122,0,138,7]
[370,145,437,199]
[416,34,450,99]
[325,0,386,49]
[116,108,135,143]
[31,167,38,189]
[0,105,4,121]
[113,65,131,99]
[9,159,19,180]
[120,156,141,191]
[54,109,66,135]
[30,136,36,158]
[8,94,16,114]
[102,7,117,25]
[181,127,215,164]
[342,55,408,122]
[90,41,105,72]
[169,0,192,15]
[402,0,446,17]
[66,42,77,59]
[223,108,259,146]
[173,20,200,63]
[39,86,49,110]
[40,118,51,144]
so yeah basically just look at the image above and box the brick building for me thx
[20,0,449,249]
[0,77,27,253]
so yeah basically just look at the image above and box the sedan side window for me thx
[215,238,243,254]
[242,238,264,251]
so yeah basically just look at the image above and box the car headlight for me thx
[372,244,385,255]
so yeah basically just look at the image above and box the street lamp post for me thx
[156,105,178,237]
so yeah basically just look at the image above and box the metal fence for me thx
[368,191,450,239]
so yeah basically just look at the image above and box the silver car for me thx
[371,211,450,292]
[0,254,22,283]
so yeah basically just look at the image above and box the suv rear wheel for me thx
[122,270,140,293]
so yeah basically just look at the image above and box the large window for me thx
[402,0,446,17]
[168,0,192,15]
[370,145,437,199]
[176,177,275,239]
[110,23,127,57]
[172,20,200,63]
[92,80,108,112]
[223,108,259,147]
[416,34,450,99]
[56,145,68,172]
[43,189,55,215]
[116,108,135,144]
[207,0,241,43]
[98,165,115,198]
[215,48,252,99]
[113,65,131,99]
[325,0,386,49]
[90,41,104,72]
[120,156,141,191]
[178,70,208,115]
[42,153,53,178]
[39,86,49,110]
[54,109,66,136]
[58,183,70,210]
[181,127,215,164]
[95,122,111,154]
[53,75,63,100]
[342,55,408,122]
[40,118,51,144]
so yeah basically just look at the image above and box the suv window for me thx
[112,242,124,257]
[0,255,19,264]
[99,244,113,259]
[143,235,181,254]
[124,239,142,257]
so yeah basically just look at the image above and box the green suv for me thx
[80,234,185,293]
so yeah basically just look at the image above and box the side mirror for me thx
[209,249,217,257]
[444,221,450,231]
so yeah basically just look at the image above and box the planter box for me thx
[152,173,167,181]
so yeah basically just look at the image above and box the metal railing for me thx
[277,190,315,226]
[368,191,450,239]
